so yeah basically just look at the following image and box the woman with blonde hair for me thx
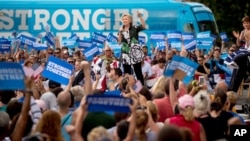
[34,110,64,141]
[118,11,146,85]
[150,76,166,96]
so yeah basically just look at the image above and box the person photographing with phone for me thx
[118,11,146,85]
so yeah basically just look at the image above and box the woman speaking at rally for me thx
[118,11,146,85]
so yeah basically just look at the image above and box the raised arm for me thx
[137,11,146,29]
[11,78,33,141]
[169,77,178,112]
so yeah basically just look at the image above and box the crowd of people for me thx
[0,11,250,141]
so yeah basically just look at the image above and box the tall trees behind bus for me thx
[193,0,250,43]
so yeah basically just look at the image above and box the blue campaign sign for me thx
[0,37,8,41]
[68,33,79,41]
[108,42,121,53]
[182,32,195,41]
[220,32,229,42]
[139,36,146,46]
[150,32,166,42]
[83,45,99,61]
[0,62,25,90]
[167,30,182,42]
[44,32,55,46]
[62,39,76,48]
[196,31,211,38]
[0,40,11,52]
[78,40,93,49]
[32,43,48,51]
[184,39,196,51]
[156,40,166,51]
[19,34,36,47]
[42,56,74,85]
[104,90,121,96]
[164,55,198,84]
[92,32,107,44]
[196,38,213,50]
[106,33,118,43]
[167,30,182,51]
[86,95,132,113]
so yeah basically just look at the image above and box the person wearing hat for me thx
[165,94,206,141]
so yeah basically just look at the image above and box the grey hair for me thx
[0,111,10,137]
[193,90,211,114]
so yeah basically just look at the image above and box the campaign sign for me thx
[42,56,74,85]
[78,40,93,49]
[104,90,121,96]
[196,31,211,38]
[220,32,229,42]
[196,38,213,50]
[182,32,195,41]
[150,32,166,42]
[19,34,36,47]
[92,32,107,44]
[0,62,25,90]
[106,33,118,43]
[0,37,8,41]
[108,42,121,53]
[0,40,11,52]
[44,32,55,46]
[167,30,182,51]
[32,43,48,51]
[68,33,79,41]
[139,36,146,46]
[164,55,198,84]
[86,95,132,113]
[184,39,196,51]
[83,45,99,61]
[156,40,166,51]
[167,30,182,41]
[62,39,76,48]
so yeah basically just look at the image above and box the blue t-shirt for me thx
[61,113,72,141]
[229,111,246,125]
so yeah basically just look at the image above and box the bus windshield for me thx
[194,12,219,35]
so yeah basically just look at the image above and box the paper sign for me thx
[0,62,25,90]
[164,55,198,84]
[42,56,74,85]
[44,32,55,46]
[78,40,93,49]
[86,95,132,113]
[92,32,107,44]
[83,45,99,61]
[32,43,48,50]
[106,33,118,43]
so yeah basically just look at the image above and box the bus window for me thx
[183,23,195,33]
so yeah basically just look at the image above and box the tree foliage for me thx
[193,0,250,42]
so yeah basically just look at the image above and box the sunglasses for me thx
[198,60,202,61]
[105,50,111,52]
[68,61,74,64]
[230,50,235,52]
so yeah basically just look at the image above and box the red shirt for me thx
[153,96,174,122]
[169,115,201,141]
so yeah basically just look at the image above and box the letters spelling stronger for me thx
[46,62,71,78]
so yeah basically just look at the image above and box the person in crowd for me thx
[165,94,207,141]
[118,11,146,85]
[233,16,250,47]
[194,55,210,80]
[193,90,227,141]
[72,60,85,87]
[153,78,175,122]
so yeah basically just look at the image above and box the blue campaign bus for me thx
[0,0,219,43]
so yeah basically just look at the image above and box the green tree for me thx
[193,0,250,43]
